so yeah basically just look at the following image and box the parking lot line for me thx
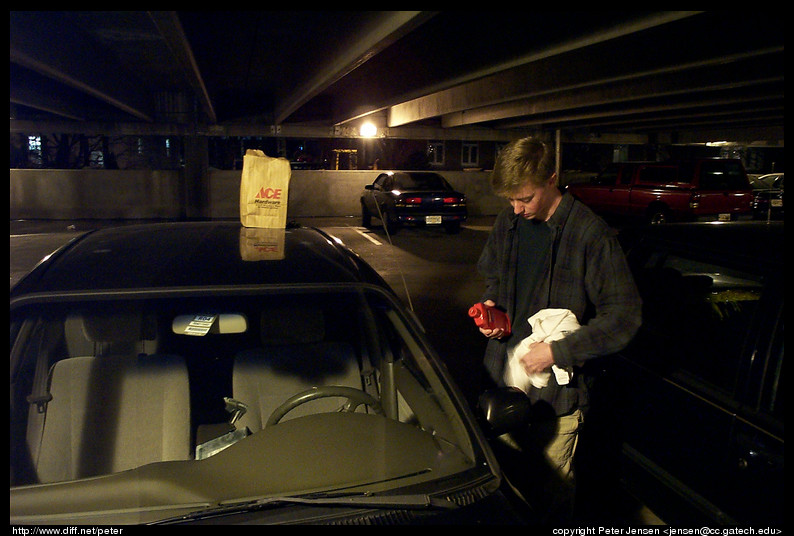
[349,226,382,245]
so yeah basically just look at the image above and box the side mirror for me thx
[477,387,532,438]
[364,184,374,190]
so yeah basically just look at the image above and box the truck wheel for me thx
[647,207,669,225]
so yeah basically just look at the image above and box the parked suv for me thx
[567,159,754,224]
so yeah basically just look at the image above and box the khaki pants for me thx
[494,408,583,523]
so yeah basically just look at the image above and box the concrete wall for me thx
[9,169,184,220]
[11,168,510,220]
[210,169,509,218]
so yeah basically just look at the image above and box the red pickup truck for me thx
[567,159,754,224]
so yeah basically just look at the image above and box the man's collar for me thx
[546,191,574,230]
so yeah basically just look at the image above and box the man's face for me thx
[507,174,559,221]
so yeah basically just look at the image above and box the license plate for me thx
[771,199,783,207]
[425,215,442,224]
[718,213,731,221]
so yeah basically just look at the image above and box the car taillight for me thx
[443,196,463,204]
[404,197,423,204]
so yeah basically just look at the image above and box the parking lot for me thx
[10,216,664,525]
[10,10,782,527]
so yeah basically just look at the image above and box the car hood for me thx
[11,413,477,525]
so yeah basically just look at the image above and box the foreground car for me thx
[361,171,467,233]
[597,222,784,525]
[10,221,523,525]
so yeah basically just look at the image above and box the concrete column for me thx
[183,136,209,219]
[555,129,562,181]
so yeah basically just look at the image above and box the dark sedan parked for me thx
[10,221,525,525]
[361,171,467,234]
[592,222,784,525]
[752,173,784,220]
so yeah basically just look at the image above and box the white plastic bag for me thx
[505,309,580,392]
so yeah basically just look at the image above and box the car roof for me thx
[377,171,446,179]
[10,221,389,298]
[620,221,784,271]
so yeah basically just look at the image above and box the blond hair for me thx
[491,137,556,196]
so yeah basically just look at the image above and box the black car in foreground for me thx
[592,222,784,525]
[361,171,467,234]
[10,222,525,525]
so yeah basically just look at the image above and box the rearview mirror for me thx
[172,313,248,336]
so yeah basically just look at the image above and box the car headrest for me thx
[78,306,154,343]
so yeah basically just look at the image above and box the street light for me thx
[360,122,377,138]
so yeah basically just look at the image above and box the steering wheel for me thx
[265,386,383,426]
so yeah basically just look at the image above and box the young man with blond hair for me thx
[477,137,642,522]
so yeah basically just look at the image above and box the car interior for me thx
[10,287,479,523]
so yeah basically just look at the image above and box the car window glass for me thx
[637,166,679,184]
[630,252,763,396]
[10,288,476,493]
[369,300,473,454]
[395,173,449,190]
[593,165,618,185]
[373,175,387,190]
[619,164,637,184]
[699,160,748,190]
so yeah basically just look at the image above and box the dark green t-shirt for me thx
[513,217,551,340]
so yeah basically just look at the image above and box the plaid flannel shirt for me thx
[477,192,642,415]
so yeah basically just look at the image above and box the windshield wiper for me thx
[151,492,458,524]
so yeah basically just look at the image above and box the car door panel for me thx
[611,233,781,524]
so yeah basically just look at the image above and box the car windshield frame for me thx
[10,282,496,525]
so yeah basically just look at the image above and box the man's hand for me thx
[519,341,554,374]
[478,300,507,339]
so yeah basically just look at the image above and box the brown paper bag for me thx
[239,227,285,261]
[239,149,291,228]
